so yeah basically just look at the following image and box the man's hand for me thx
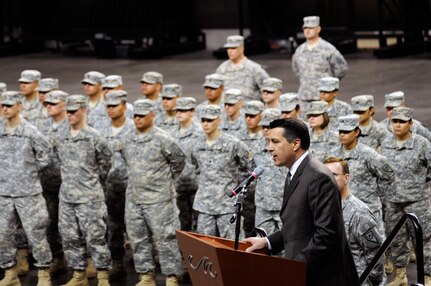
[243,237,268,253]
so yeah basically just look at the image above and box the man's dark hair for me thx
[269,118,310,150]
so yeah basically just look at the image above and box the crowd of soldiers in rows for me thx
[1,15,430,286]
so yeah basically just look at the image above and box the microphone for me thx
[227,166,264,198]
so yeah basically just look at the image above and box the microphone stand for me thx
[230,185,247,250]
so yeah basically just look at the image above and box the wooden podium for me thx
[176,230,306,286]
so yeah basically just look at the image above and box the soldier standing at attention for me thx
[172,97,201,231]
[324,157,386,286]
[41,90,70,275]
[220,88,246,137]
[99,90,135,279]
[101,75,134,119]
[279,93,304,121]
[34,78,59,131]
[318,77,351,130]
[191,105,254,239]
[139,71,164,118]
[196,73,225,118]
[0,91,53,286]
[120,99,185,286]
[261,78,283,109]
[292,16,348,112]
[55,95,112,286]
[216,35,269,102]
[155,83,181,134]
[380,107,431,286]
[18,69,42,124]
[351,95,390,150]
[0,83,6,119]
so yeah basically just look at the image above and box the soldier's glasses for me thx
[201,118,216,123]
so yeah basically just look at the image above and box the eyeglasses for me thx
[339,130,353,134]
[201,118,216,123]
[66,110,78,114]
[134,114,147,119]
[245,114,257,118]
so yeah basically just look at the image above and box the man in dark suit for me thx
[244,118,360,286]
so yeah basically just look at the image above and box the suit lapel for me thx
[280,155,311,214]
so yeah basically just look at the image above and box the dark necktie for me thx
[283,172,292,202]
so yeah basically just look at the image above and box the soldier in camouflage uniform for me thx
[18,70,42,124]
[55,95,112,286]
[139,71,164,118]
[220,88,246,137]
[380,107,431,286]
[101,75,134,119]
[191,105,254,239]
[307,101,339,162]
[33,78,59,131]
[154,83,181,134]
[0,91,52,286]
[0,83,7,120]
[379,91,431,143]
[99,90,135,279]
[239,101,265,237]
[261,78,283,109]
[292,16,348,112]
[216,35,269,102]
[119,99,185,286]
[318,77,351,130]
[254,108,286,234]
[172,97,201,231]
[41,90,70,275]
[81,71,111,131]
[351,95,390,150]
[331,114,395,237]
[279,92,305,121]
[324,157,386,286]
[196,73,225,118]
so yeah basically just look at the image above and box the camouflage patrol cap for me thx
[37,78,59,92]
[173,97,196,111]
[303,16,320,28]
[133,99,155,115]
[307,101,328,115]
[102,75,123,88]
[318,77,339,92]
[224,88,242,104]
[280,93,300,112]
[44,90,68,104]
[81,71,105,85]
[223,35,244,48]
[351,95,374,111]
[66,95,88,111]
[243,100,264,115]
[0,82,7,93]
[18,70,41,83]
[1,91,21,105]
[392,106,413,121]
[105,90,127,105]
[140,71,163,84]
[203,73,224,88]
[259,108,281,126]
[384,91,405,108]
[200,105,221,120]
[338,114,360,131]
[261,78,283,92]
[161,84,182,98]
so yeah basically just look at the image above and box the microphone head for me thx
[253,166,265,177]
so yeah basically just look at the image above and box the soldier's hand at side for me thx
[243,237,268,253]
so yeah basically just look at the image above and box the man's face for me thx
[134,112,154,132]
[227,46,244,62]
[338,129,358,146]
[141,82,161,97]
[224,101,242,117]
[204,86,223,102]
[106,102,126,120]
[325,162,349,191]
[162,96,177,112]
[20,82,38,97]
[176,109,194,123]
[267,127,298,168]
[201,117,220,135]
[83,83,102,97]
[38,92,48,104]
[303,26,321,41]
[67,108,86,126]
[245,114,261,130]
[392,119,412,138]
[320,91,337,103]
[262,90,281,105]
[2,103,21,119]
[45,101,65,117]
